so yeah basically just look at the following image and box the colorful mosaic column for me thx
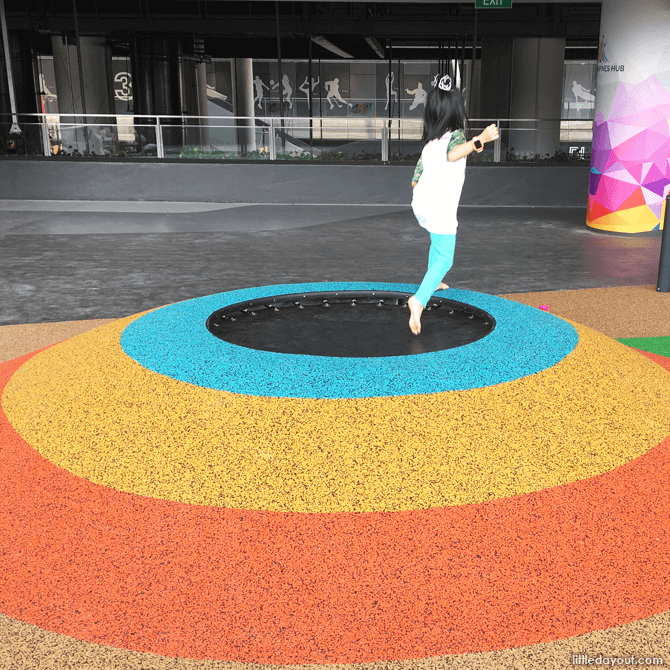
[587,0,670,233]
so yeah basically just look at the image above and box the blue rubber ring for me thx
[120,282,578,399]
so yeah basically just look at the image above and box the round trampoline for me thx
[206,291,495,357]
[120,282,578,399]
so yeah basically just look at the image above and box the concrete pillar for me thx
[51,35,115,154]
[587,0,670,233]
[129,34,154,117]
[179,55,197,148]
[478,36,513,121]
[509,37,565,160]
[463,57,480,118]
[231,57,256,154]
[179,38,210,150]
[196,62,210,149]
[129,35,183,153]
[178,50,211,150]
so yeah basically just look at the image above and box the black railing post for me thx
[656,193,670,292]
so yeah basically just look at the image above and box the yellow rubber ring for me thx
[4,313,670,513]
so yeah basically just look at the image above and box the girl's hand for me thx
[479,124,499,144]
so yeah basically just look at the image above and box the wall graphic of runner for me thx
[324,78,352,109]
[405,81,427,110]
[272,74,293,108]
[385,72,398,110]
[253,76,270,109]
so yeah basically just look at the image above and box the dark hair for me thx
[421,86,469,144]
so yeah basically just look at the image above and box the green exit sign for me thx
[475,0,513,7]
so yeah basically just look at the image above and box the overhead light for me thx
[311,36,353,59]
[364,36,385,59]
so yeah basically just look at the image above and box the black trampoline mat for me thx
[207,291,495,358]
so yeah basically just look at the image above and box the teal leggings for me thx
[414,233,456,307]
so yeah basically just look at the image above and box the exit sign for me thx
[475,0,513,7]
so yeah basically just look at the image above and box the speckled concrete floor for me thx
[0,201,662,326]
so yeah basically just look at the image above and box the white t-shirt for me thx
[411,131,467,235]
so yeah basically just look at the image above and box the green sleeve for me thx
[447,128,468,155]
[412,157,423,183]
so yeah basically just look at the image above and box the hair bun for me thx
[432,74,452,91]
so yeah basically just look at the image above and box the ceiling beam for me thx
[311,35,353,58]
[364,36,385,58]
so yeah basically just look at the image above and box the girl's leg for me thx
[427,243,449,291]
[408,233,456,335]
[415,233,456,307]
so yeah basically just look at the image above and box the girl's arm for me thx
[411,157,423,188]
[448,124,498,162]
[447,138,478,162]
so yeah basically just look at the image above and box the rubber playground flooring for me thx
[1,283,670,670]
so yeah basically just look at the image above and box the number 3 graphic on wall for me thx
[114,72,132,101]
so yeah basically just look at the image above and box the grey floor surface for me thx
[0,201,663,326]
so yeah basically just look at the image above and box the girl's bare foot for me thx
[407,296,424,335]
[437,282,449,290]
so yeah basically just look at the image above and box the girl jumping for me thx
[407,74,499,335]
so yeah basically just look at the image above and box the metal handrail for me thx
[1,112,593,123]
[43,121,385,128]
[2,112,594,161]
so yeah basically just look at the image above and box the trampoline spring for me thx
[229,317,237,322]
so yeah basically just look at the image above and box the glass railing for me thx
[0,113,594,163]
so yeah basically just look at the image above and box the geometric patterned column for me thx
[587,0,670,232]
